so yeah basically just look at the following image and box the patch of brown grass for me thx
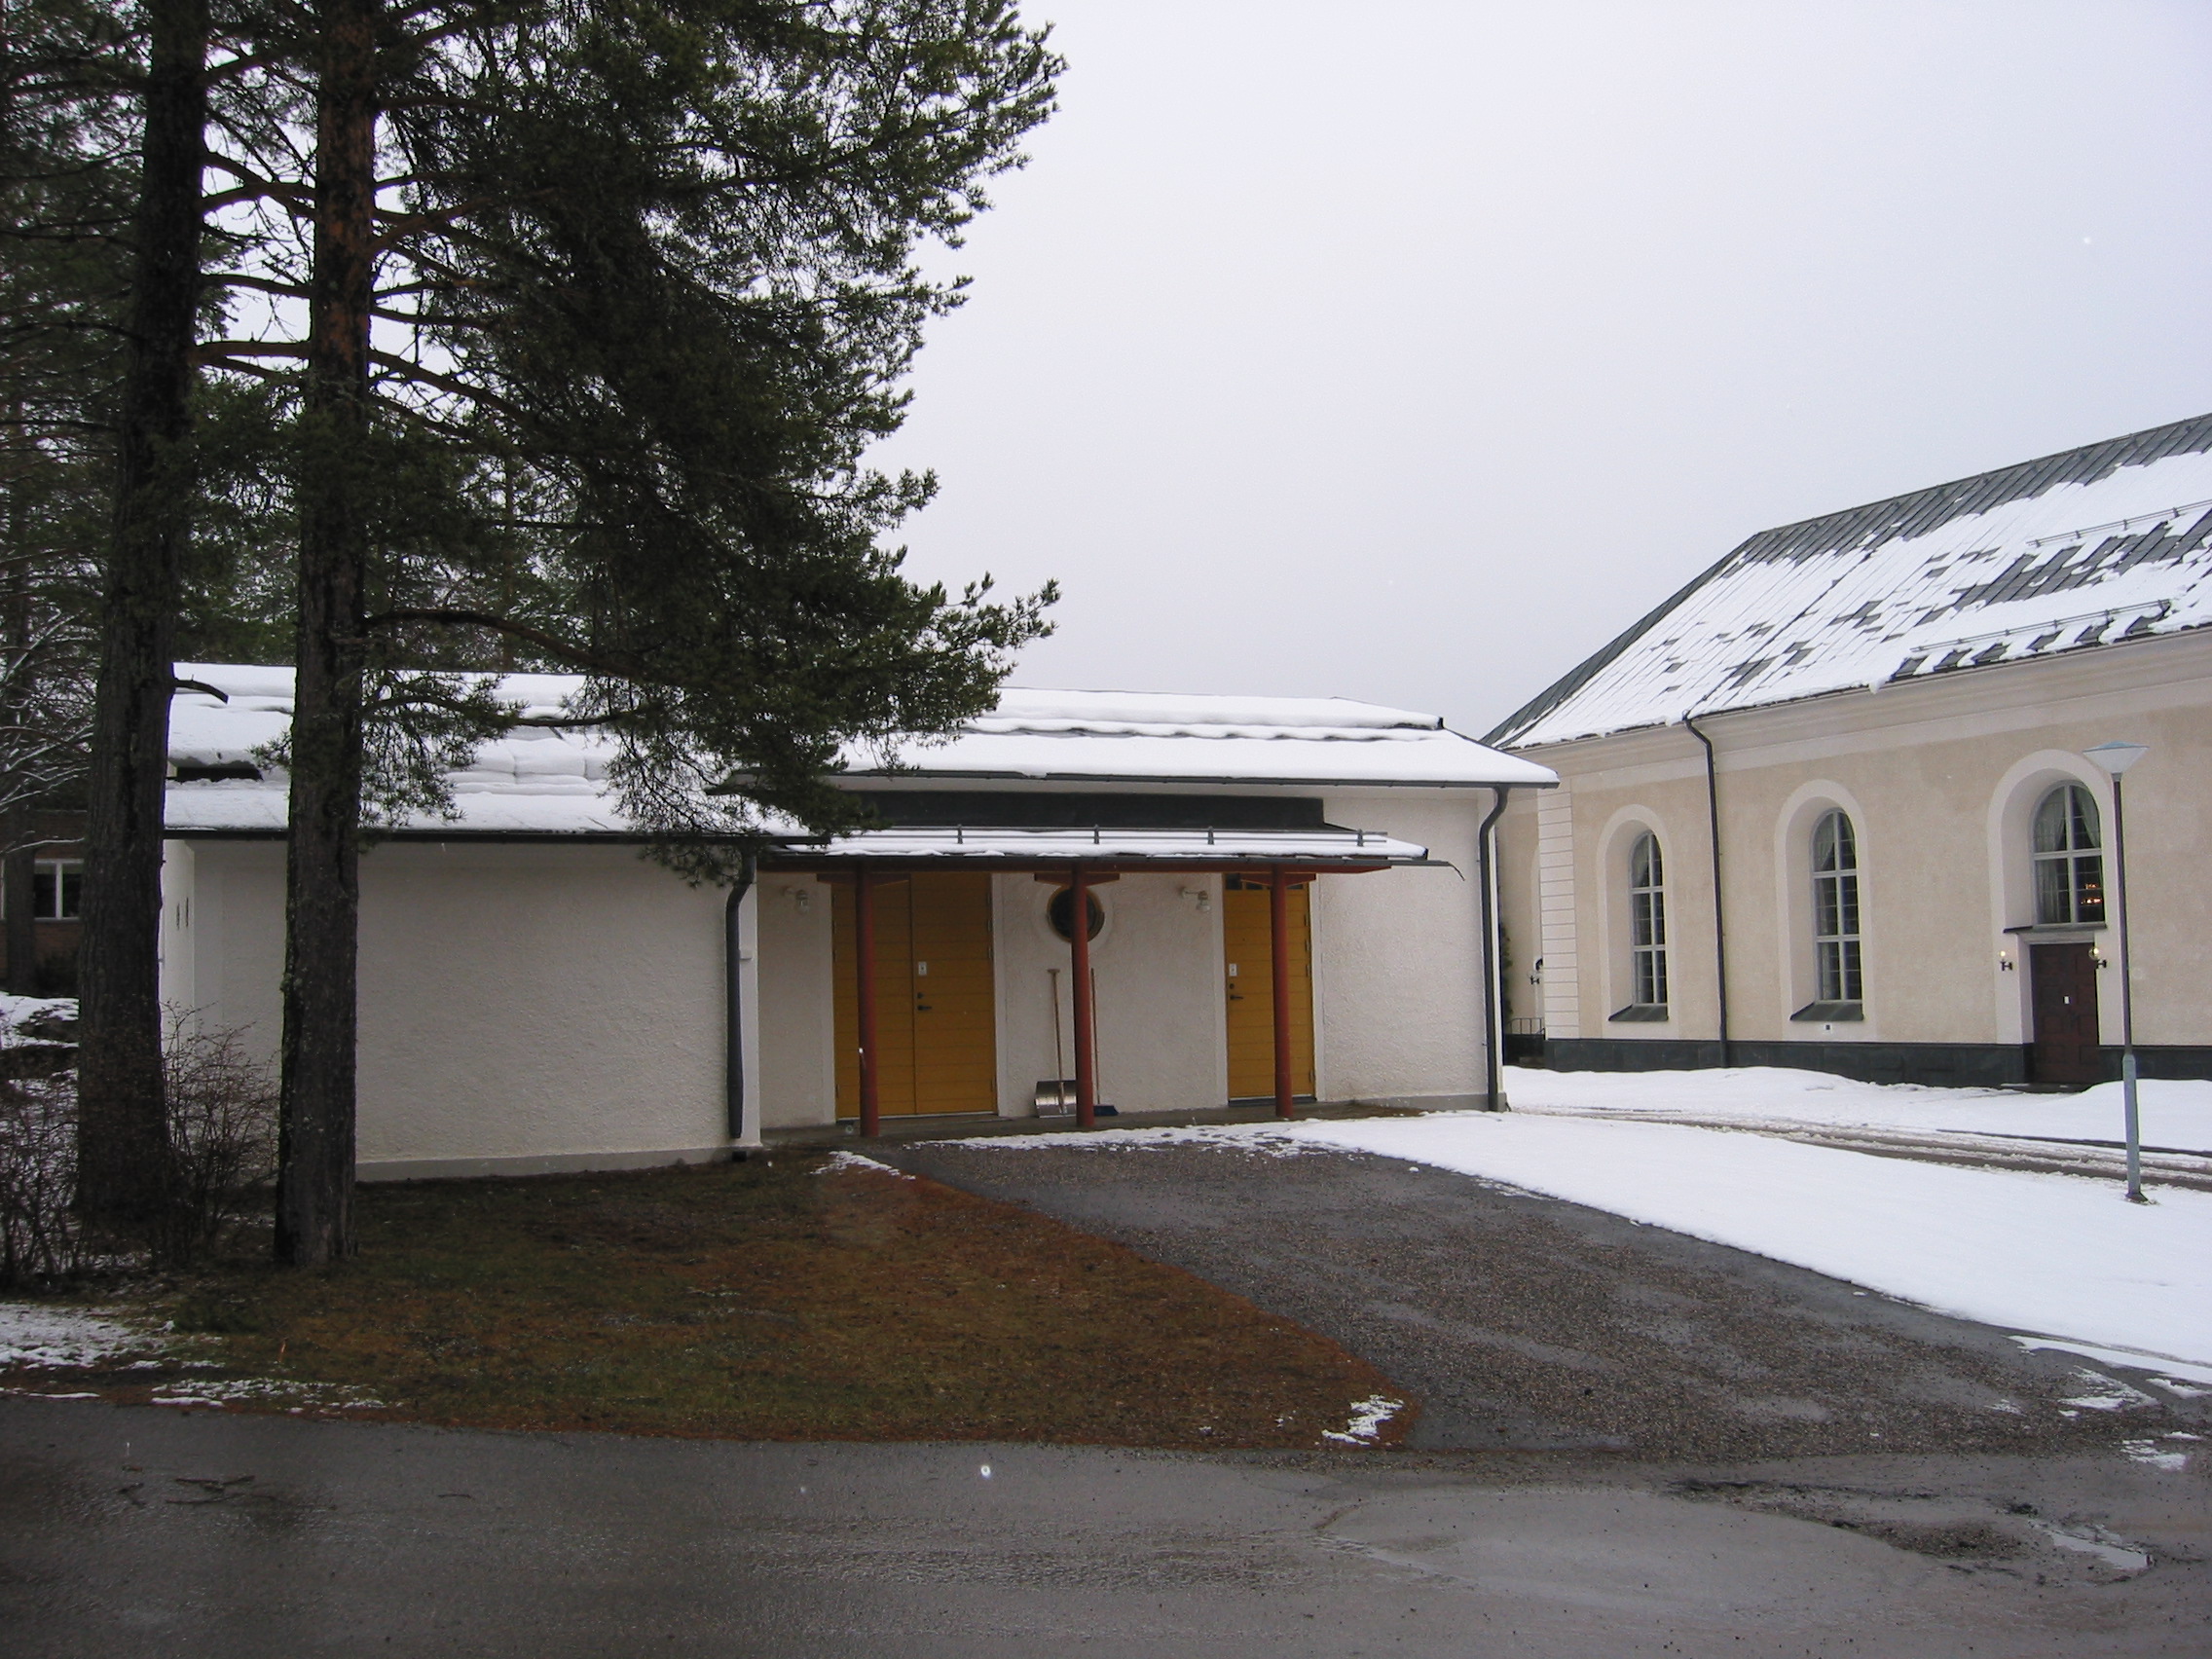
[136,1154,1411,1449]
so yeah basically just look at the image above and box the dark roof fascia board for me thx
[760,855,1435,875]
[166,828,765,846]
[830,769,1551,790]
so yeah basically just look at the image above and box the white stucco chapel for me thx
[159,676,1555,1180]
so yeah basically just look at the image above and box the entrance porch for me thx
[760,822,1423,1135]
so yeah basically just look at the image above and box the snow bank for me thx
[0,995,77,1049]
[1504,1065,2212,1153]
[0,1303,159,1369]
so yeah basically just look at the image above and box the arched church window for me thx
[1811,809,1862,1004]
[2033,784,2104,925]
[1628,831,1668,1010]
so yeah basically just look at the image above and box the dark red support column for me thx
[855,872,880,1137]
[1070,866,1096,1129]
[1271,867,1295,1120]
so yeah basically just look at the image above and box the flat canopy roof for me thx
[759,825,1430,874]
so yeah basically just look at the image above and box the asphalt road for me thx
[4,1395,2208,1657]
[893,1138,2212,1461]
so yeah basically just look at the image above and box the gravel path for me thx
[891,1138,2212,1462]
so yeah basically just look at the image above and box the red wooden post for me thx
[1070,866,1096,1129]
[1271,867,1295,1120]
[855,871,880,1137]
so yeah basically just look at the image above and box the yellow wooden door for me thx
[832,872,997,1118]
[1223,880,1314,1100]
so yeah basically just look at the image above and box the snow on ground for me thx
[1271,1111,2212,1373]
[0,1303,161,1369]
[962,1067,2212,1373]
[1501,1064,2212,1152]
[0,994,76,1048]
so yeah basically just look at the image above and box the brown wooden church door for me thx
[2028,942,2102,1086]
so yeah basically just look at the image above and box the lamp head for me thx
[2083,740,2149,777]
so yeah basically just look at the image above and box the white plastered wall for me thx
[1315,790,1488,1107]
[756,875,835,1128]
[993,870,1223,1116]
[162,839,286,1072]
[354,843,726,1176]
[158,839,197,1020]
[169,839,732,1178]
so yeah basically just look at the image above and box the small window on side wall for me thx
[31,859,83,921]
[1611,830,1669,1021]
[2033,784,2104,925]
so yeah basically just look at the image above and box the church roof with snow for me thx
[1487,412,2212,751]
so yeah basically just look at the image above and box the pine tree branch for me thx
[362,608,641,680]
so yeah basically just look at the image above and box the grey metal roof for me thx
[1488,412,2212,749]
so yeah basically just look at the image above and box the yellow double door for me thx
[830,871,1313,1114]
[831,873,998,1119]
[1223,880,1315,1101]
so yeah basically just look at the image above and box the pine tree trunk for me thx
[3,832,35,997]
[3,447,38,999]
[74,0,208,1228]
[275,0,379,1265]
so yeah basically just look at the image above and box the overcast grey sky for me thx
[868,1,2212,735]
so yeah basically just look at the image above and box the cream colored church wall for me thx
[1519,631,2212,1052]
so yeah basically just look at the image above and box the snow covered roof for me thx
[1489,412,2212,750]
[850,687,1553,789]
[166,668,1550,843]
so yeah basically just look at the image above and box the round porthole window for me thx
[1047,887,1105,942]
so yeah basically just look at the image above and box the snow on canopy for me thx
[166,669,1552,839]
[1489,412,2212,750]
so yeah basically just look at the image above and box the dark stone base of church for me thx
[1535,1039,2212,1088]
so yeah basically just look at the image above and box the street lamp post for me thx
[2083,741,2150,1204]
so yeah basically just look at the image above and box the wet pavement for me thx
[3,1395,2207,1656]
[892,1138,2212,1461]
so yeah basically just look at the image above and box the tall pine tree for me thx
[171,0,1062,1261]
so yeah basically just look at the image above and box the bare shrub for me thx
[154,1019,279,1263]
[0,1073,92,1286]
[0,1020,278,1284]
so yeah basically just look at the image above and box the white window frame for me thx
[1627,830,1668,1011]
[31,858,83,921]
[1811,809,1862,1005]
[2032,783,2104,926]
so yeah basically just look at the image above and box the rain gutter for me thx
[1682,714,1732,1068]
[724,849,757,1146]
[1477,786,1513,1110]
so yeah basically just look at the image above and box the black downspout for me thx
[1683,716,1731,1069]
[724,850,757,1147]
[1477,785,1512,1110]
